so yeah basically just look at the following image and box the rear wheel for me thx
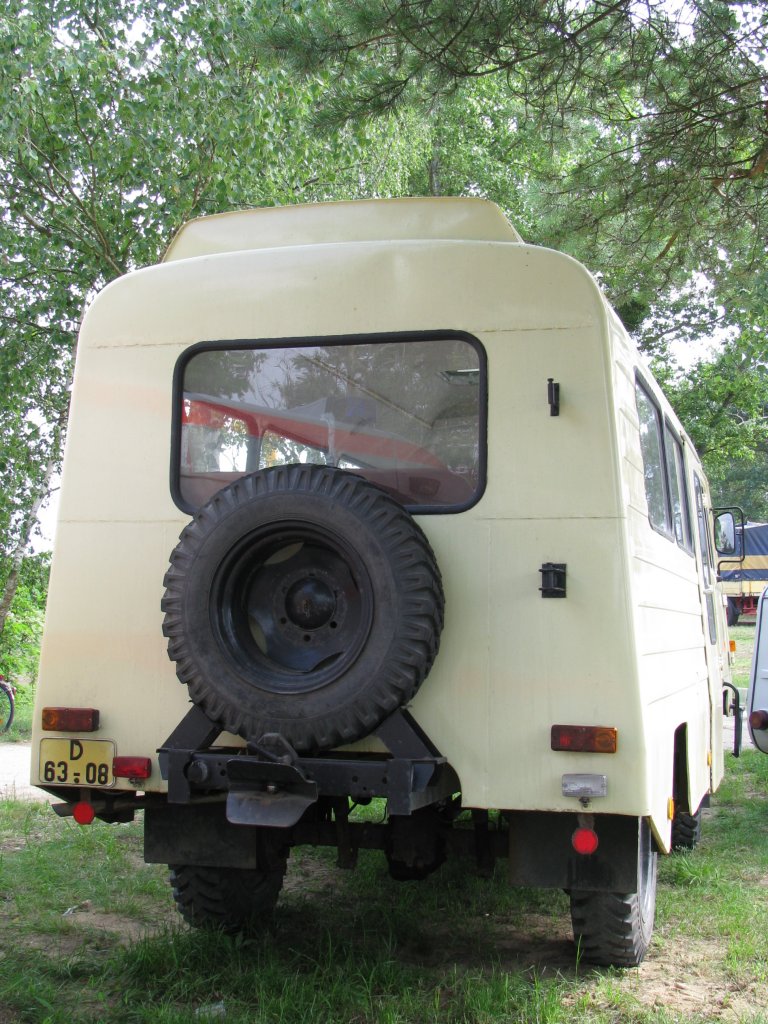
[169,861,286,934]
[671,805,702,851]
[570,819,657,967]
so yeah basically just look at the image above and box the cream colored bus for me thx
[32,198,734,966]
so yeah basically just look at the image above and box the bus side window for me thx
[693,472,718,643]
[693,474,714,587]
[635,380,672,537]
[664,424,693,554]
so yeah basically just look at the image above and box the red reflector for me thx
[750,710,768,731]
[572,827,599,855]
[42,707,100,732]
[551,725,617,754]
[73,802,96,825]
[112,756,152,779]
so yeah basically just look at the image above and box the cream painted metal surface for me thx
[163,196,523,262]
[32,198,729,852]
[748,589,768,754]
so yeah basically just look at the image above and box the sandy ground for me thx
[0,742,49,802]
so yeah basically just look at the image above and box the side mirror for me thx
[715,512,736,556]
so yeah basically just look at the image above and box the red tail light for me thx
[72,802,96,825]
[112,756,152,779]
[572,827,599,855]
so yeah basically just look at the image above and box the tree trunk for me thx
[428,153,442,196]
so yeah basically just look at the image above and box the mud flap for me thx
[723,682,743,756]
[225,758,318,827]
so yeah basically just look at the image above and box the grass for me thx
[0,804,571,1024]
[730,622,756,691]
[1,625,766,1022]
[4,752,768,1024]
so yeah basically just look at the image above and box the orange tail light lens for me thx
[551,725,618,754]
[42,707,100,732]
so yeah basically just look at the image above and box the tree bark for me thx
[428,154,442,196]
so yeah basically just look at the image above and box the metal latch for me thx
[540,563,567,598]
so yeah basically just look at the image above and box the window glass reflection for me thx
[178,337,484,510]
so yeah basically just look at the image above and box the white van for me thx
[32,198,733,966]
[747,589,768,751]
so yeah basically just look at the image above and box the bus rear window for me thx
[174,334,486,513]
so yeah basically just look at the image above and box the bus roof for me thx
[163,198,523,262]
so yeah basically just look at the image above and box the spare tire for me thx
[162,465,444,752]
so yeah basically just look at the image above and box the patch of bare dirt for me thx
[282,855,339,896]
[279,858,764,1019]
[488,915,579,973]
[585,937,738,1018]
[9,898,178,957]
[386,908,577,973]
[416,912,759,1021]
[0,839,26,853]
[64,906,171,943]
[19,930,106,958]
[0,827,51,854]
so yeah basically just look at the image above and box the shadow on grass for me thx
[6,751,768,1023]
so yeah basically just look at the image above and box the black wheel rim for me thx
[210,521,374,694]
[637,820,657,927]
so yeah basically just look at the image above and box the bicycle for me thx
[0,675,15,733]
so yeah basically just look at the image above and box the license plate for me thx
[39,738,116,788]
